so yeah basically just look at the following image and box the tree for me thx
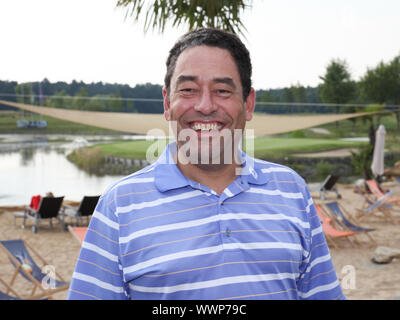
[45,90,70,108]
[73,87,89,110]
[318,59,357,126]
[359,55,400,129]
[15,83,32,104]
[116,0,252,36]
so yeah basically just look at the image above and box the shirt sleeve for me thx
[296,187,346,300]
[67,192,129,300]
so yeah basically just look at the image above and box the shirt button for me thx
[225,228,231,237]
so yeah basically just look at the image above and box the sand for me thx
[0,182,399,300]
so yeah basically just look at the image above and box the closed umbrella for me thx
[371,124,386,178]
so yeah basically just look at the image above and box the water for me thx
[0,134,129,206]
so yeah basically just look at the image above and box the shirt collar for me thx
[154,142,191,193]
[154,142,269,193]
[237,149,269,186]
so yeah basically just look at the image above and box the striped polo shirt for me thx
[67,142,345,300]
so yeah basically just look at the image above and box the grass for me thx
[94,139,169,159]
[90,136,368,160]
[250,137,367,159]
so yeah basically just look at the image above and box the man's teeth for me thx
[191,123,222,131]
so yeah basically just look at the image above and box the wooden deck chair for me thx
[314,203,357,248]
[60,195,99,228]
[68,226,87,245]
[0,276,22,300]
[14,196,65,233]
[355,189,396,223]
[0,239,69,300]
[366,179,400,208]
[324,202,376,245]
[319,174,342,200]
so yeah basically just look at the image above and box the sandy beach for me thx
[1,181,399,300]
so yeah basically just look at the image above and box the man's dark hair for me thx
[164,28,252,100]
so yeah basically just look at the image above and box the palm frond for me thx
[116,0,252,35]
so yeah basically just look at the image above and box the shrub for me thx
[67,147,105,173]
[316,160,334,179]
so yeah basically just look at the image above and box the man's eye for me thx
[215,89,232,97]
[179,88,196,94]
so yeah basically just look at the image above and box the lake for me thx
[0,134,133,206]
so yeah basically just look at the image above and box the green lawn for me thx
[95,139,169,158]
[251,137,367,159]
[92,137,368,160]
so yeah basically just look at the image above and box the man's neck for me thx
[177,161,240,195]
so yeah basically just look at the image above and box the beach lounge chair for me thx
[0,276,22,300]
[366,179,400,207]
[61,195,99,227]
[68,226,88,245]
[324,202,376,244]
[355,189,396,223]
[14,196,65,233]
[319,174,342,200]
[314,203,357,248]
[0,239,69,299]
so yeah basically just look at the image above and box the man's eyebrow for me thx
[213,77,236,89]
[175,75,198,87]
[174,75,236,90]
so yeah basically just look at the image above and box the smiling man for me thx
[163,42,255,194]
[68,28,345,300]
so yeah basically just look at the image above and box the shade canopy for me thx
[1,100,379,137]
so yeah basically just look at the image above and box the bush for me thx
[67,147,105,173]
[316,160,334,179]
[350,144,373,179]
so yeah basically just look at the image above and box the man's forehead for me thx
[176,45,234,64]
[172,46,240,84]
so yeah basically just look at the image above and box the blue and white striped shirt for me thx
[67,142,345,300]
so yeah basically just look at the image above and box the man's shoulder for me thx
[101,163,158,197]
[253,158,307,187]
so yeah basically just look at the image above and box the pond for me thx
[0,134,136,206]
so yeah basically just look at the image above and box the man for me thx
[67,28,345,300]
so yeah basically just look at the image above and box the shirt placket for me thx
[217,176,249,247]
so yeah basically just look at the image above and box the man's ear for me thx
[162,87,171,121]
[244,88,256,121]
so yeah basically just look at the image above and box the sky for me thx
[0,0,399,90]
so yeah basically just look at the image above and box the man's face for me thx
[163,45,255,165]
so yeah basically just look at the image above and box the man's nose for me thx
[193,89,217,114]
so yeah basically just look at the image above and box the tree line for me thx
[0,53,399,125]
[0,80,164,114]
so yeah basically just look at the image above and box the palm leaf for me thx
[116,0,252,36]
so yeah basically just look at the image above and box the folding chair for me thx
[0,239,69,299]
[60,195,99,228]
[68,226,87,245]
[14,196,65,233]
[366,179,400,208]
[324,202,376,244]
[319,174,341,200]
[314,203,357,248]
[355,190,396,223]
[0,276,22,300]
